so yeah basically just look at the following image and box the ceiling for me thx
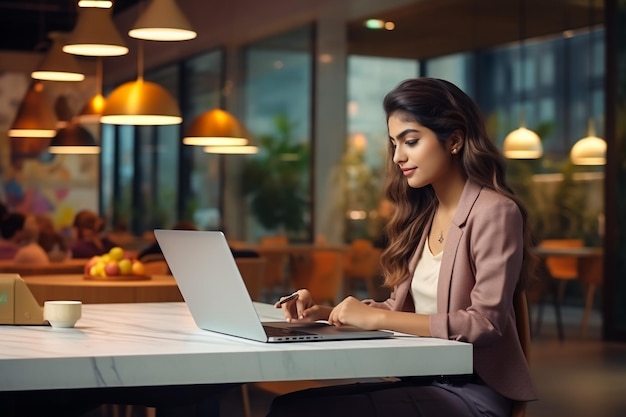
[0,0,138,53]
[0,0,604,59]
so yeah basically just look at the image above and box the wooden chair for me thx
[512,290,531,417]
[539,239,584,302]
[342,239,386,299]
[291,250,344,305]
[235,257,267,301]
[258,235,290,300]
[577,253,603,336]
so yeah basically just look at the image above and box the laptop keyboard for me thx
[263,325,312,337]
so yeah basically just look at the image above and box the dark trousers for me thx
[266,380,476,417]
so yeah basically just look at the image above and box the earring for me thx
[451,148,458,154]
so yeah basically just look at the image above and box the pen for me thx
[277,292,299,305]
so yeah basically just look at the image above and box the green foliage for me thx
[241,115,310,232]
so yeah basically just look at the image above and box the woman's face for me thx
[388,113,453,189]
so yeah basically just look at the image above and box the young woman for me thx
[270,78,538,417]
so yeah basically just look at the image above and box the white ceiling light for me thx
[129,0,197,41]
[63,7,128,56]
[32,32,85,82]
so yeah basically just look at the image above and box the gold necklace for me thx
[435,212,454,244]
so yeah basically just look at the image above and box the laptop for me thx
[154,229,393,343]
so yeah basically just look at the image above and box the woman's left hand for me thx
[328,296,382,330]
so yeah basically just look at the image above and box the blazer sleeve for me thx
[430,195,524,346]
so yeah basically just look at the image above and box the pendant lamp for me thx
[570,119,606,165]
[100,42,182,125]
[503,0,543,159]
[503,124,543,159]
[78,0,112,7]
[183,109,249,146]
[48,122,101,154]
[63,7,128,56]
[203,145,259,155]
[32,32,85,82]
[129,0,197,41]
[55,95,74,128]
[570,1,606,166]
[75,58,106,124]
[8,82,57,138]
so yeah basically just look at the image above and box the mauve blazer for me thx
[364,180,538,402]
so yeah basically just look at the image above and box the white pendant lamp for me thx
[570,118,606,165]
[503,0,543,160]
[8,82,57,138]
[503,124,543,159]
[204,145,259,154]
[183,109,249,146]
[49,123,101,155]
[31,32,85,82]
[570,2,606,166]
[100,42,182,126]
[129,0,197,41]
[63,7,128,56]
[78,0,112,7]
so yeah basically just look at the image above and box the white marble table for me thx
[0,302,472,392]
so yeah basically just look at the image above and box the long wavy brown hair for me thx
[380,77,538,290]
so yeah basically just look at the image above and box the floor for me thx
[218,300,626,417]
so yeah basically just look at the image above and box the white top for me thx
[0,302,472,392]
[411,240,441,314]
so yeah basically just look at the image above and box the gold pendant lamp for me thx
[9,82,57,138]
[100,41,182,125]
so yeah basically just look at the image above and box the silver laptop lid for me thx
[154,229,268,342]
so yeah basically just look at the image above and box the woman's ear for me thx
[449,130,464,154]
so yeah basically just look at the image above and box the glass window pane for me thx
[242,26,313,242]
[181,50,223,230]
[345,55,418,241]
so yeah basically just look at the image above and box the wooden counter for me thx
[22,274,183,304]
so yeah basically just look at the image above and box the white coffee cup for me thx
[44,301,82,328]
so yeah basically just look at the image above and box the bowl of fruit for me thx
[83,247,150,281]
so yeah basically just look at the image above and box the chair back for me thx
[292,250,343,305]
[539,239,584,280]
[236,257,267,301]
[343,240,385,298]
[512,290,530,417]
[258,235,290,291]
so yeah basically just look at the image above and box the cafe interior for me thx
[1,0,625,416]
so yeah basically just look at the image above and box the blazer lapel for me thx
[436,180,482,313]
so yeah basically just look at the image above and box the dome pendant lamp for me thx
[183,108,249,146]
[570,1,606,166]
[100,41,182,125]
[570,118,606,165]
[503,112,543,159]
[129,0,197,41]
[49,122,101,155]
[75,57,106,124]
[503,0,543,160]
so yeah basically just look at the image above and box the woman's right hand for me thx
[275,289,330,322]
